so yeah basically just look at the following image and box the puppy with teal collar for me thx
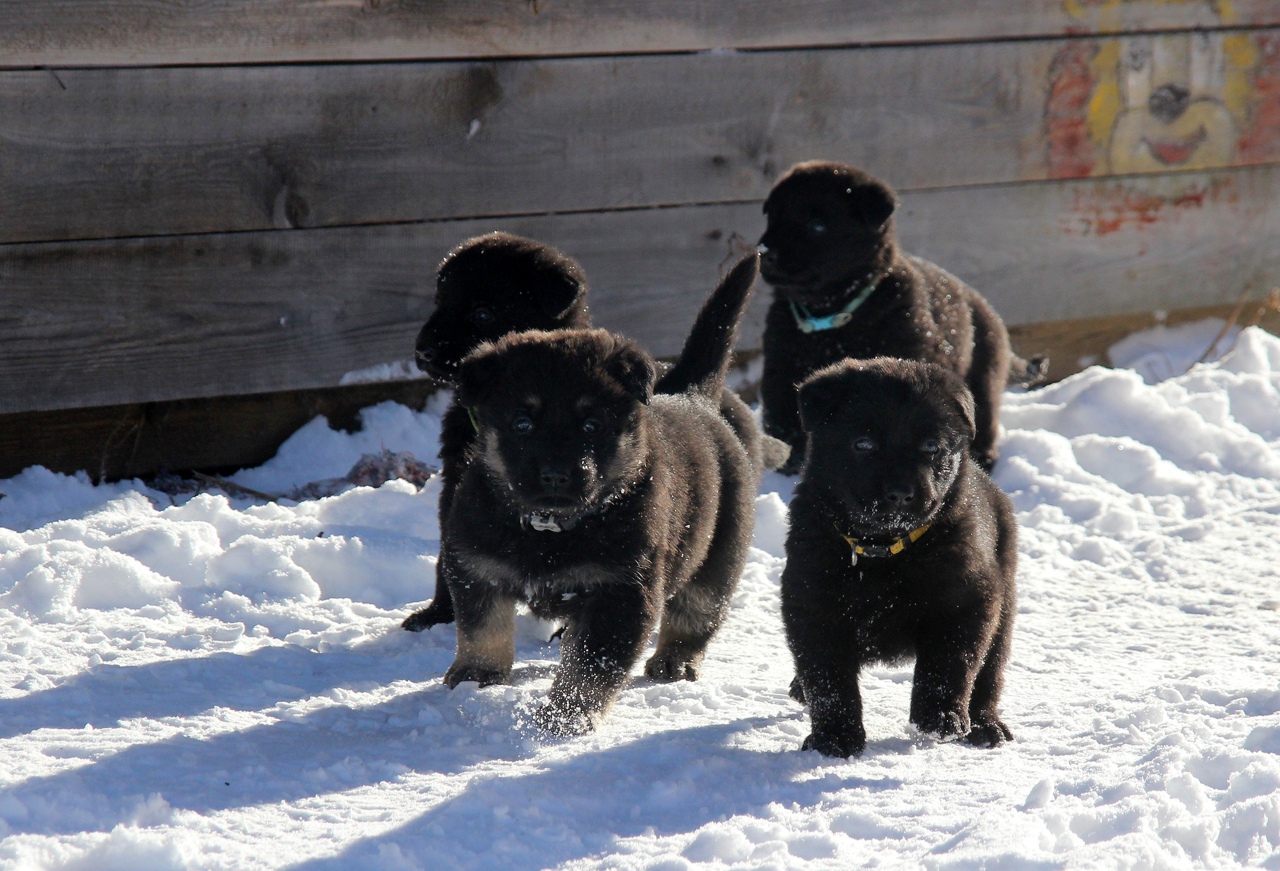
[757,161,1046,474]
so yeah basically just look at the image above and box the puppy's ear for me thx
[797,374,843,433]
[848,181,897,228]
[604,343,656,405]
[455,345,503,409]
[534,269,587,320]
[951,385,978,444]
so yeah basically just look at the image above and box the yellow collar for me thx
[836,523,931,566]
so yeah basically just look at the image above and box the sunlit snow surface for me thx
[1,328,1279,869]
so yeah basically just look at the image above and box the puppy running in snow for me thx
[439,255,761,734]
[782,357,1017,757]
[758,161,1046,473]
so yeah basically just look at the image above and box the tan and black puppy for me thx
[758,161,1045,473]
[439,256,760,734]
[782,357,1017,758]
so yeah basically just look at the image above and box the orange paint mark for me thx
[1064,177,1237,237]
[1239,34,1280,161]
[1045,42,1101,179]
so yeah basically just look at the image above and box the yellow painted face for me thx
[1107,32,1241,172]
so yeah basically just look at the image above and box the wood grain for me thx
[5,29,1280,244]
[3,164,1278,416]
[3,1,1278,67]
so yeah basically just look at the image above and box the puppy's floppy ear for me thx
[604,342,657,405]
[952,387,978,444]
[848,180,897,228]
[797,372,844,434]
[534,268,587,320]
[455,344,504,409]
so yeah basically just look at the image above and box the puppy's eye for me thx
[512,416,534,434]
[806,219,827,235]
[853,436,876,452]
[471,306,496,326]
[922,439,941,455]
[582,419,601,435]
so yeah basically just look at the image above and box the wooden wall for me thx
[2,1,1279,474]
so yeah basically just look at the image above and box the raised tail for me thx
[654,252,759,399]
[1009,353,1050,387]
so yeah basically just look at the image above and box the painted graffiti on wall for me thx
[1046,0,1280,180]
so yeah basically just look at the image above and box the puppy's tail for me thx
[1009,353,1050,387]
[655,252,759,399]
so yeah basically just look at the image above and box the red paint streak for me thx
[1045,42,1099,179]
[1066,179,1236,237]
[1239,34,1280,162]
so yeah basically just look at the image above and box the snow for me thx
[2,325,1280,869]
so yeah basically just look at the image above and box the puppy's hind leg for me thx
[402,541,456,630]
[645,473,752,682]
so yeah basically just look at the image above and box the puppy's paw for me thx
[788,676,807,705]
[401,598,454,631]
[442,660,510,689]
[644,652,699,682]
[966,719,1014,747]
[533,700,595,737]
[801,726,866,758]
[916,709,969,741]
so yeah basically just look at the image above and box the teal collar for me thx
[789,274,884,334]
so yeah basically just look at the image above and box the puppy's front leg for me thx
[536,585,659,735]
[909,625,986,741]
[761,330,807,473]
[443,557,516,688]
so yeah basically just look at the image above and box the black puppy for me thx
[758,161,1045,473]
[440,255,760,734]
[402,233,783,631]
[404,232,591,631]
[781,357,1017,758]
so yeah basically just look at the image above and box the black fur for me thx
[437,254,760,735]
[403,233,591,632]
[781,357,1017,758]
[758,160,1046,474]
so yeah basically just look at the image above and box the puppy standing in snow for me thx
[439,255,760,734]
[782,357,1017,758]
[757,160,1045,473]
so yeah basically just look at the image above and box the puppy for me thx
[781,357,1017,758]
[758,161,1046,473]
[403,232,591,631]
[439,255,760,734]
[402,233,784,632]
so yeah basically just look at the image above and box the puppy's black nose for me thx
[539,466,572,491]
[759,246,779,269]
[884,484,916,507]
[415,344,437,370]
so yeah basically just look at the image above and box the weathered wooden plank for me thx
[4,28,1280,244]
[2,164,1278,416]
[2,1,1279,67]
[0,380,442,484]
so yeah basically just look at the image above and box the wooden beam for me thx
[4,27,1280,244]
[2,164,1277,416]
[3,1,1278,67]
[0,380,441,484]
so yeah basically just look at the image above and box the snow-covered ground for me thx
[2,323,1279,870]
